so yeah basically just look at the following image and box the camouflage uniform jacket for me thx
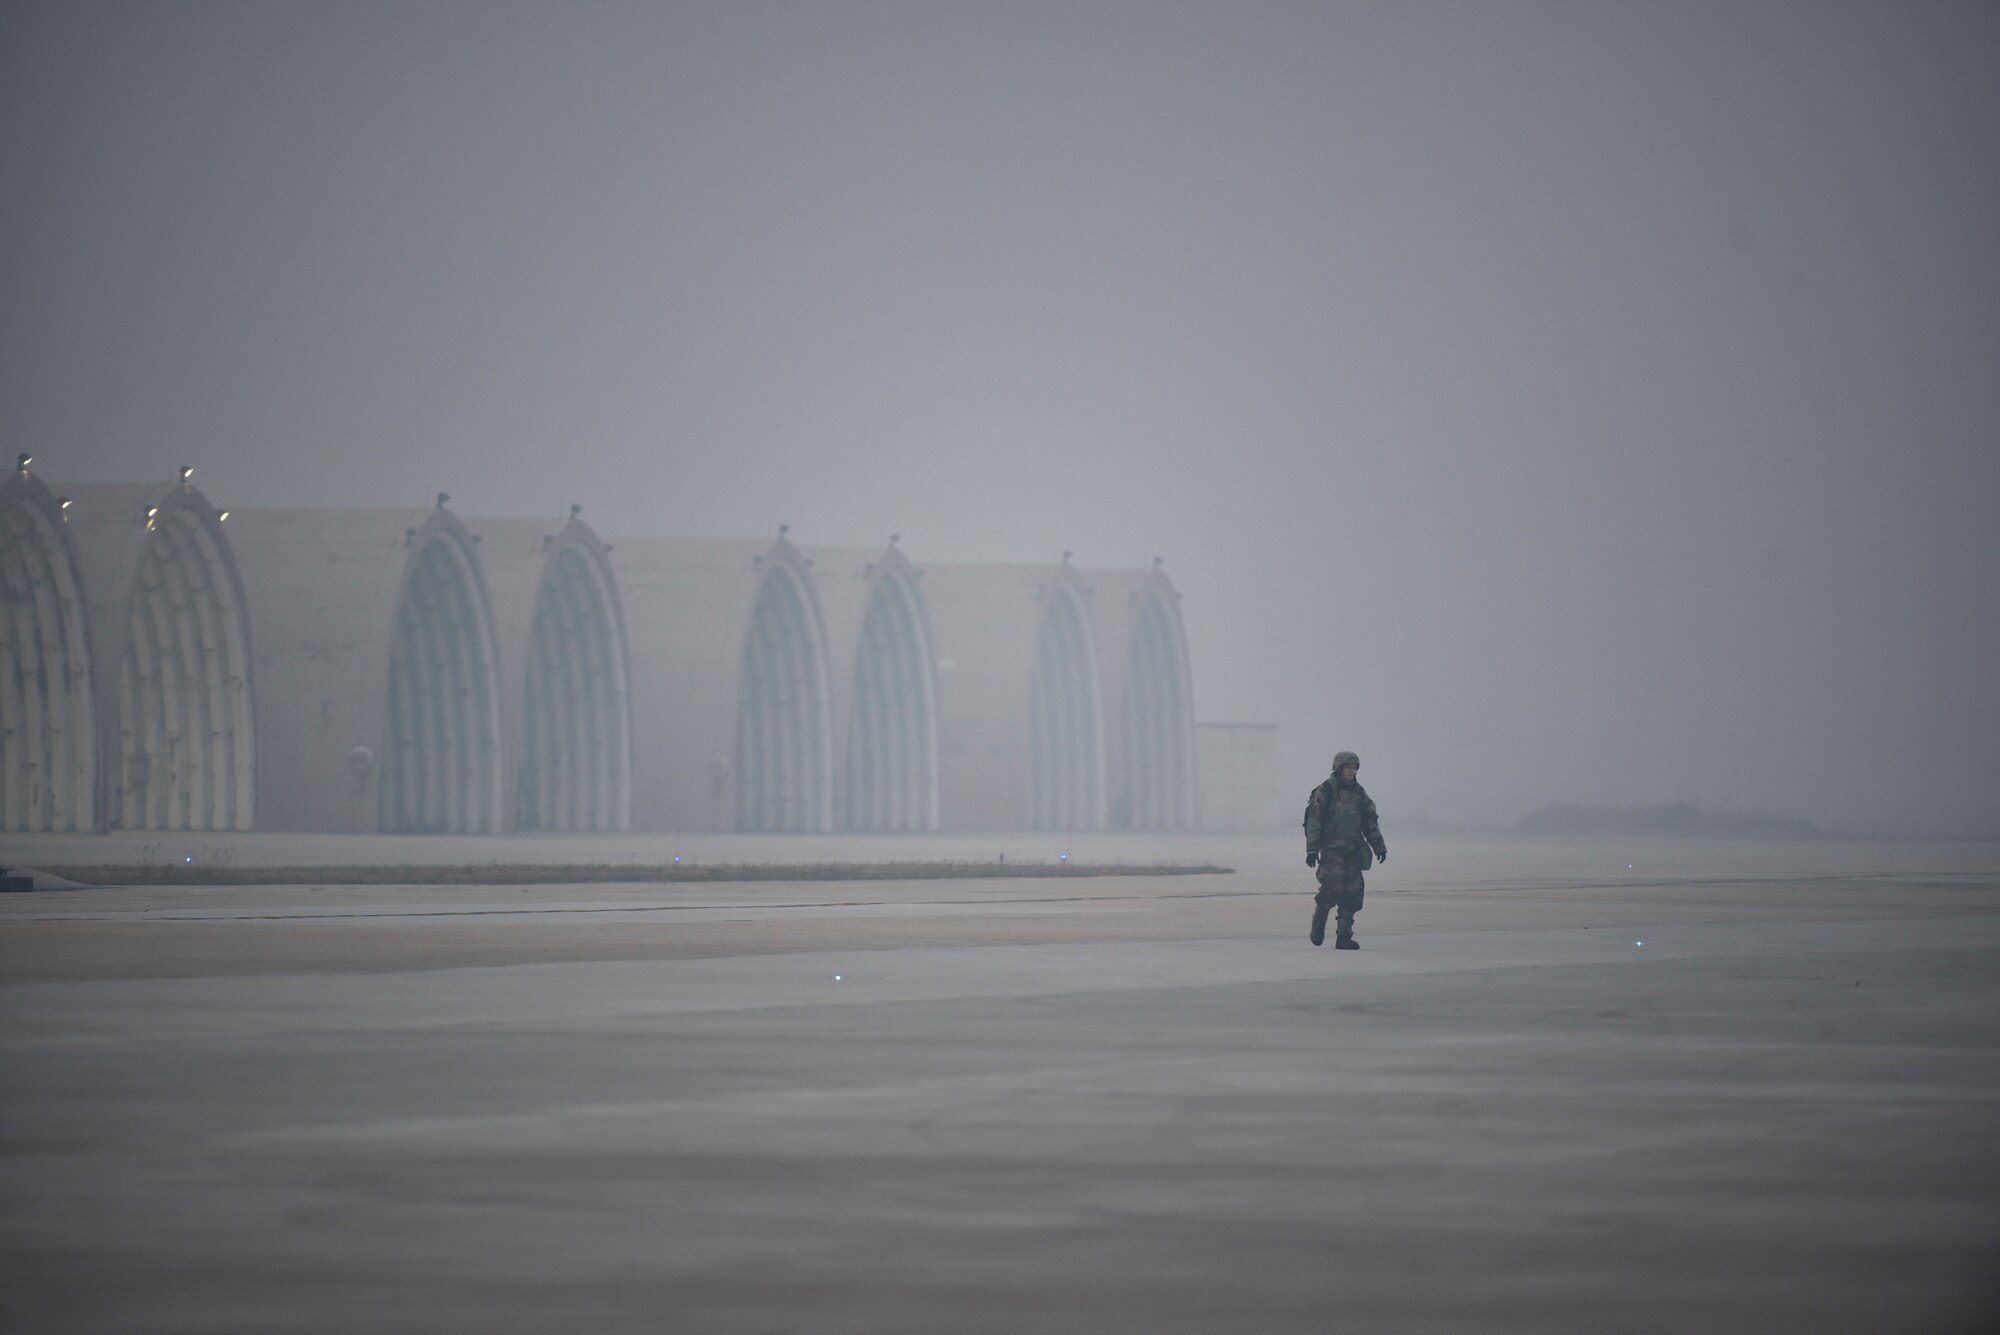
[1303,778,1386,866]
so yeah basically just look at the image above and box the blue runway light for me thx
[1060,853,1068,862]
[184,856,193,864]
[1636,941,1644,948]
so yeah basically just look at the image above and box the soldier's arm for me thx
[1363,798,1387,860]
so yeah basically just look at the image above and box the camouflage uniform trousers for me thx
[1314,852,1367,937]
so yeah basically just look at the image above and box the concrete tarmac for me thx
[3,839,1998,1332]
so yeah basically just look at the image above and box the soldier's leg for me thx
[1334,865,1366,946]
[1310,864,1340,945]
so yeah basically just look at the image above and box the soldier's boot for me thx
[1334,933,1360,950]
[1334,910,1359,950]
[1309,906,1328,947]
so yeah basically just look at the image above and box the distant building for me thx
[3,465,1200,835]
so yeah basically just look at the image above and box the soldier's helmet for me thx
[1332,750,1360,772]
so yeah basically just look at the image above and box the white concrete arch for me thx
[111,486,256,831]
[0,471,96,831]
[516,521,632,831]
[844,547,939,832]
[1118,574,1197,829]
[378,513,504,833]
[1028,569,1106,831]
[735,541,833,833]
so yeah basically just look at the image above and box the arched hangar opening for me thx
[379,514,504,833]
[845,547,938,832]
[735,542,833,833]
[112,485,256,831]
[1028,570,1106,831]
[0,469,96,832]
[1118,575,1197,829]
[516,522,631,831]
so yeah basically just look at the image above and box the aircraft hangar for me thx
[2,461,1197,836]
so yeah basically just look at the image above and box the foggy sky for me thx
[5,1,1996,835]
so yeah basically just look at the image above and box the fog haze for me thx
[5,1,1995,835]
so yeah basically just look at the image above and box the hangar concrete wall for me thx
[921,556,1123,834]
[791,538,942,834]
[1,467,97,831]
[53,475,256,833]
[609,545,1203,837]
[477,513,632,832]
[224,503,504,835]
[921,557,1085,832]
[610,533,766,833]
[1092,564,1198,831]
[611,531,889,835]
[15,477,1199,837]
[611,534,1201,837]
[830,542,939,833]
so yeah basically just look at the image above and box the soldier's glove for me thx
[1375,848,1388,865]
[1305,851,1318,869]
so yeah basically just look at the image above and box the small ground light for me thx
[1060,853,1068,862]
[183,856,192,864]
[833,975,842,982]
[1636,940,1644,948]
